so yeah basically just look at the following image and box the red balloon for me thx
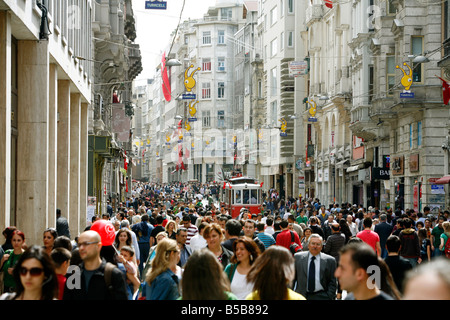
[90,220,116,246]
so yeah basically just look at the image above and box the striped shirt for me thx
[186,224,198,245]
[256,232,276,249]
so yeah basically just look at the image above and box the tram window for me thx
[250,190,258,204]
[243,190,250,204]
[235,190,242,204]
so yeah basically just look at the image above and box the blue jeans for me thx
[406,257,418,268]
[381,247,388,259]
[433,248,442,258]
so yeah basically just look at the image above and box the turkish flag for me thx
[324,0,332,8]
[161,52,171,102]
[437,76,450,105]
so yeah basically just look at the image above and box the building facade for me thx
[0,0,92,245]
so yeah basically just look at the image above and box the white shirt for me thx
[190,234,207,252]
[230,269,254,300]
[307,253,324,293]
[265,226,275,235]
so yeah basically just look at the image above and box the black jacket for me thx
[63,259,128,300]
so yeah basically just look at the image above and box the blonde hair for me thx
[146,238,179,285]
[165,220,178,233]
[443,221,450,236]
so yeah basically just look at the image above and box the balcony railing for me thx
[305,5,323,27]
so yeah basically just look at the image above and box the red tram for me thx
[221,176,263,218]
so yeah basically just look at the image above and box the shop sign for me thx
[391,156,404,175]
[372,167,390,180]
[409,154,419,172]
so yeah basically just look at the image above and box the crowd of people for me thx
[0,180,450,300]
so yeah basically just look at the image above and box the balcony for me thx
[348,105,377,140]
[305,5,324,27]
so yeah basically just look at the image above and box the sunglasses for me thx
[19,267,44,277]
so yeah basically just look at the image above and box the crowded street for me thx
[1,0,450,309]
[1,180,449,304]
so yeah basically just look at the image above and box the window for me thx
[258,80,263,98]
[280,32,284,51]
[202,111,211,127]
[218,110,225,128]
[368,65,374,103]
[411,36,424,83]
[202,31,211,45]
[287,31,294,47]
[202,58,211,71]
[271,100,278,125]
[271,38,277,57]
[218,82,225,98]
[221,8,232,20]
[202,82,211,99]
[386,55,396,95]
[184,35,189,45]
[271,67,277,96]
[288,0,294,13]
[270,6,278,25]
[417,121,422,146]
[409,123,413,149]
[393,129,399,153]
[280,0,284,17]
[218,57,225,71]
[387,0,396,15]
[218,30,225,44]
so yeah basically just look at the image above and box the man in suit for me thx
[293,234,337,300]
[176,228,192,268]
[374,213,393,259]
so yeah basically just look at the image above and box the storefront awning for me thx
[346,164,362,173]
[434,175,450,184]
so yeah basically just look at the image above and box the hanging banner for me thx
[111,104,131,142]
[188,100,198,121]
[396,62,414,98]
[184,64,201,92]
[279,118,287,137]
[289,61,308,77]
[307,100,317,122]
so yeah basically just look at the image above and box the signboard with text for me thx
[145,1,167,9]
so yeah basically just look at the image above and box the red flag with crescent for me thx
[162,52,171,102]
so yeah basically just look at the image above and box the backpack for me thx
[104,262,116,296]
[289,231,302,255]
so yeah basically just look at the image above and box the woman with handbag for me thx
[0,230,26,293]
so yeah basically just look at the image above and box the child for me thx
[119,246,140,299]
[50,247,72,300]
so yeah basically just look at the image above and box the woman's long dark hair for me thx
[12,245,58,300]
[181,248,230,300]
[339,218,353,243]
[246,246,295,300]
[230,237,260,265]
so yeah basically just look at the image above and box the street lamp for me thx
[412,55,430,63]
[166,59,182,67]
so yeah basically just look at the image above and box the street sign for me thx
[145,1,167,9]
[400,91,414,98]
[182,93,196,100]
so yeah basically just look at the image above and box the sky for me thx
[131,0,217,85]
